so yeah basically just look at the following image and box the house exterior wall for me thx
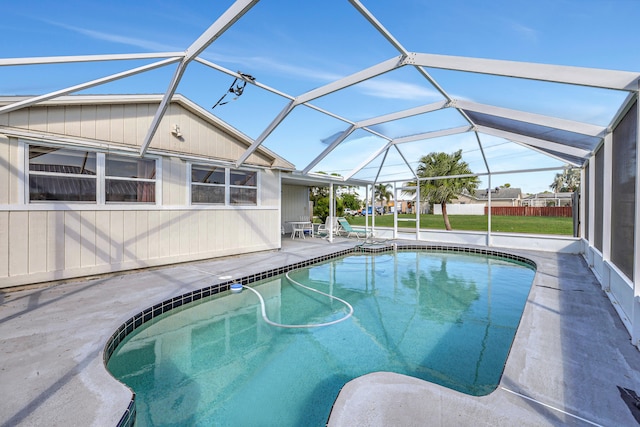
[433,204,485,215]
[522,193,573,207]
[489,199,520,207]
[0,99,275,167]
[0,101,285,289]
[0,205,280,288]
[281,185,310,233]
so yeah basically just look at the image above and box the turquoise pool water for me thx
[107,250,535,426]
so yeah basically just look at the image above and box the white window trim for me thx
[229,169,258,206]
[224,168,230,205]
[24,141,160,206]
[190,163,227,205]
[189,162,259,206]
[96,152,106,205]
[18,140,26,205]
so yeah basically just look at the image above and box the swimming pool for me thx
[106,248,535,426]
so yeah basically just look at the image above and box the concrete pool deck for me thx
[1,238,640,426]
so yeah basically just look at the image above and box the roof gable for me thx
[0,94,295,170]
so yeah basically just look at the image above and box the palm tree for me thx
[550,168,580,193]
[405,150,480,230]
[374,183,392,213]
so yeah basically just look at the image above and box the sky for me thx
[2,0,640,195]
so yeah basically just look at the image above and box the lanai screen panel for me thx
[584,162,590,240]
[536,149,587,168]
[464,110,599,162]
[593,146,605,252]
[610,101,637,280]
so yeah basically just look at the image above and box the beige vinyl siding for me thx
[148,210,160,260]
[261,170,281,206]
[9,211,29,276]
[47,107,65,135]
[95,210,111,266]
[8,106,28,128]
[0,208,280,288]
[64,211,82,270]
[29,107,47,132]
[95,105,111,141]
[0,98,287,288]
[2,101,277,167]
[109,211,124,264]
[163,157,186,206]
[123,211,138,263]
[28,211,47,274]
[64,106,82,136]
[46,211,65,272]
[0,136,10,204]
[280,185,311,233]
[80,105,98,139]
[0,137,21,205]
[0,211,7,278]
[108,104,125,144]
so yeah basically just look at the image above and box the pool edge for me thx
[103,244,537,426]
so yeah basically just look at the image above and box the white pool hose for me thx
[241,271,353,328]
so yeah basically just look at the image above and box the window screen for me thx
[584,163,590,240]
[229,170,257,205]
[610,101,637,281]
[191,165,226,204]
[105,155,156,203]
[28,146,97,201]
[593,147,604,252]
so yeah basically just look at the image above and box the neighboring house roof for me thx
[456,187,522,201]
[474,187,522,200]
[523,192,574,199]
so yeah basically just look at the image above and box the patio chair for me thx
[302,221,314,237]
[337,218,372,239]
[316,216,340,238]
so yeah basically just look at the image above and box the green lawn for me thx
[348,214,573,235]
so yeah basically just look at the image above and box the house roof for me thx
[475,188,522,200]
[523,192,574,199]
[1,1,639,187]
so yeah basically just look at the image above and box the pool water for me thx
[107,251,535,426]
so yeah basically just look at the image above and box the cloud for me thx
[43,20,182,52]
[507,21,538,44]
[207,53,343,82]
[358,78,439,101]
[42,19,439,103]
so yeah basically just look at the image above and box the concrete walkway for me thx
[1,238,639,426]
[328,247,640,426]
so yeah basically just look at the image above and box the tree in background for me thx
[404,150,480,231]
[550,168,580,192]
[341,192,361,212]
[313,196,344,221]
[309,172,359,221]
[374,183,393,213]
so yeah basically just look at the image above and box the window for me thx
[27,144,157,204]
[230,170,257,205]
[190,165,258,206]
[105,155,156,203]
[191,165,225,204]
[29,146,97,201]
